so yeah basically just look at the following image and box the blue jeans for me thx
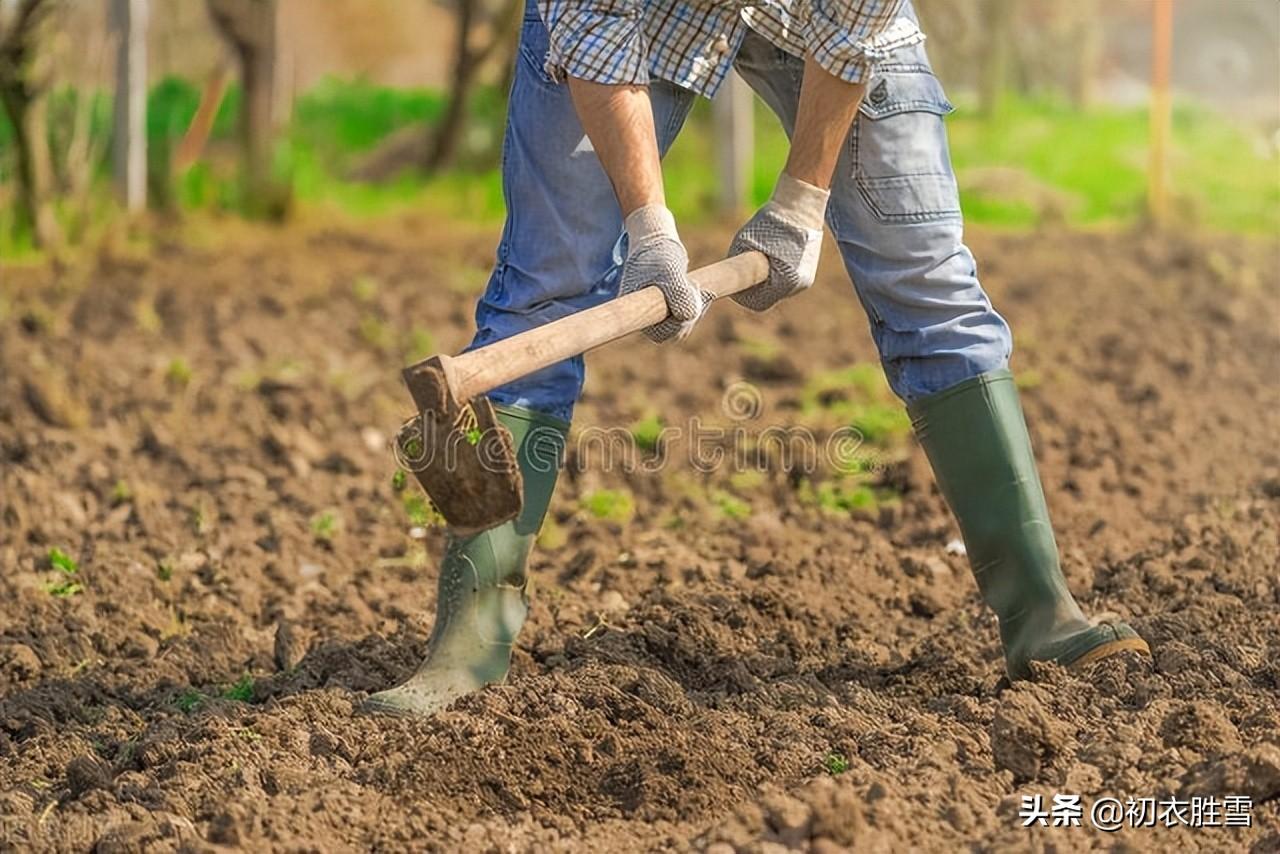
[468,0,1012,423]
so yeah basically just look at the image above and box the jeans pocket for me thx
[852,71,961,223]
[517,14,557,86]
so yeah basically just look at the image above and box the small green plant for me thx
[581,489,635,523]
[629,413,665,453]
[358,314,393,351]
[222,674,254,703]
[402,492,443,527]
[403,328,435,361]
[165,357,193,388]
[848,403,911,446]
[1015,369,1044,390]
[728,470,766,492]
[190,504,208,536]
[823,751,849,776]
[234,727,262,742]
[44,580,83,597]
[391,469,408,491]
[175,689,204,713]
[134,298,162,334]
[352,274,380,302]
[711,489,751,520]
[310,510,341,542]
[800,478,892,515]
[110,480,132,504]
[156,561,174,582]
[48,547,78,574]
[465,426,483,446]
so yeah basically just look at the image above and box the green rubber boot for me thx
[908,370,1149,679]
[363,403,567,716]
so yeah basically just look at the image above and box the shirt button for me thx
[713,34,730,55]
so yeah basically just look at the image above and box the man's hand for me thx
[619,204,706,342]
[729,172,830,312]
[565,78,704,342]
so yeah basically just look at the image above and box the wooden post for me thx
[713,70,753,215]
[1147,0,1173,225]
[111,0,147,213]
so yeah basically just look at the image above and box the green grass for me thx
[2,79,1273,257]
[799,365,911,448]
[823,751,850,775]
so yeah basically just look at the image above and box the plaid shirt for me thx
[539,0,923,99]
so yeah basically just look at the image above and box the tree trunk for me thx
[425,0,520,173]
[978,0,1014,119]
[0,0,63,248]
[205,0,284,217]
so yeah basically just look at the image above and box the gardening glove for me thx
[728,171,831,312]
[619,203,709,343]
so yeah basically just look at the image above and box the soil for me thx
[1,216,1278,852]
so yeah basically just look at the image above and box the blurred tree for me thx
[978,0,1013,118]
[205,0,287,217]
[425,0,520,173]
[0,0,64,248]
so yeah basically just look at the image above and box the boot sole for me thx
[1068,636,1151,670]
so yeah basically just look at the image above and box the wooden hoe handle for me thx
[446,251,769,403]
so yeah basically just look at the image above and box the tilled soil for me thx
[1,217,1278,852]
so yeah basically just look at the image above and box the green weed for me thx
[711,490,751,520]
[221,674,254,703]
[156,561,174,582]
[352,274,380,302]
[165,357,192,388]
[358,315,394,351]
[175,689,204,713]
[402,492,443,528]
[581,489,635,524]
[110,480,132,504]
[629,413,665,453]
[310,510,341,542]
[44,580,83,597]
[391,469,408,491]
[48,547,78,574]
[823,751,849,775]
[403,328,435,362]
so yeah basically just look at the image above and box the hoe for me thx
[396,251,768,534]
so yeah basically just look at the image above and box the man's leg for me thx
[365,1,697,715]
[732,28,1147,679]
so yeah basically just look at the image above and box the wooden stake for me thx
[1148,0,1173,225]
[111,0,147,213]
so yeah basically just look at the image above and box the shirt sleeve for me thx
[539,0,651,86]
[806,0,925,84]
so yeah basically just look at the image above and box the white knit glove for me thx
[619,204,708,343]
[728,172,830,312]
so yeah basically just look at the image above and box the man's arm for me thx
[564,77,703,341]
[729,0,920,313]
[786,55,867,190]
[566,79,664,215]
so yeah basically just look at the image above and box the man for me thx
[364,0,1150,716]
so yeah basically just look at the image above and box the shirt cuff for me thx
[807,11,925,85]
[542,6,651,86]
